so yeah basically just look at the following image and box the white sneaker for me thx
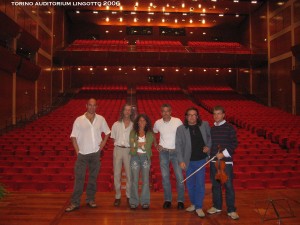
[196,208,205,218]
[185,205,195,212]
[228,212,239,220]
[207,207,222,214]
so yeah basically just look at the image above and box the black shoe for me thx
[177,202,184,210]
[114,199,121,207]
[163,201,172,209]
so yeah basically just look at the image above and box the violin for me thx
[215,145,228,184]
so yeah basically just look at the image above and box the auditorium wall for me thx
[0,70,12,128]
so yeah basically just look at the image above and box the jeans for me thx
[186,159,206,209]
[210,162,236,213]
[71,151,101,206]
[113,146,131,199]
[129,154,151,206]
[159,150,184,202]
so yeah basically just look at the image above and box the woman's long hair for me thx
[133,114,152,134]
[184,107,202,128]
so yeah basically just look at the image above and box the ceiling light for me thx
[161,68,165,71]
[134,18,137,22]
[106,6,109,10]
[235,14,239,17]
[203,69,207,72]
[189,19,193,23]
[147,18,151,22]
[203,32,206,35]
[135,2,139,6]
[164,12,170,15]
[90,67,93,71]
[233,0,239,2]
[131,12,136,14]
[190,31,193,34]
[77,67,81,70]
[119,30,123,32]
[219,14,224,17]
[175,19,178,23]
[150,2,153,7]
[277,2,284,5]
[203,8,206,13]
[182,3,185,8]
[118,67,122,71]
[93,11,98,14]
[120,6,123,10]
[119,17,123,22]
[112,11,117,14]
[75,10,80,14]
[148,12,154,14]
[105,30,109,33]
[229,69,232,72]
[216,69,219,72]
[106,17,109,22]
[198,4,201,8]
[162,18,165,23]
[251,1,257,3]
[183,13,187,16]
[189,69,193,72]
[202,19,205,24]
[133,67,136,71]
[175,68,179,72]
[147,68,150,71]
[162,6,165,12]
[104,67,107,71]
[200,13,206,16]
[211,0,217,2]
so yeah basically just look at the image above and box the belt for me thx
[116,145,130,148]
[162,148,176,152]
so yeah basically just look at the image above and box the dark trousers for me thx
[210,162,236,213]
[71,151,101,206]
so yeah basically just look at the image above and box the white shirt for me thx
[137,135,146,153]
[70,114,111,155]
[153,117,183,149]
[111,120,133,147]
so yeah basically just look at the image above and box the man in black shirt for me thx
[176,107,211,218]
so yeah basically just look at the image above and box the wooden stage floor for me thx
[0,188,299,225]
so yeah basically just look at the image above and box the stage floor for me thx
[0,188,299,225]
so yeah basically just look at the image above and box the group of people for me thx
[65,98,239,220]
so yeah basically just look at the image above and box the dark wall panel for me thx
[270,6,291,35]
[16,77,34,120]
[0,70,12,128]
[252,66,268,105]
[270,57,292,112]
[270,31,291,58]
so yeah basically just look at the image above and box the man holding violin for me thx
[207,105,239,220]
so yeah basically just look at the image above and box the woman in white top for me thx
[129,114,154,209]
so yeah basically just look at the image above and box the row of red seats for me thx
[136,40,183,46]
[136,46,187,52]
[136,84,181,92]
[73,40,128,45]
[81,84,127,91]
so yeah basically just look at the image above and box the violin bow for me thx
[181,156,216,183]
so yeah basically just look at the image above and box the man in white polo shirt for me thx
[111,104,134,206]
[153,104,185,210]
[65,98,111,212]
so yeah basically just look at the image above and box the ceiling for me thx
[65,0,269,28]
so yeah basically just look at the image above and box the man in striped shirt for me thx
[207,105,239,220]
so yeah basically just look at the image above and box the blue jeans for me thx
[186,159,206,209]
[129,154,151,206]
[160,150,184,202]
[210,162,236,213]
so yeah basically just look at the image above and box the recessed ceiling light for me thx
[75,10,80,14]
[93,11,98,14]
[229,69,232,72]
[112,11,117,14]
[161,68,165,71]
[175,19,178,23]
[189,19,193,23]
[135,2,139,7]
[203,69,207,72]
[106,6,109,10]
[190,31,193,34]
[183,13,187,16]
[133,67,136,71]
[77,67,81,70]
[147,18,151,22]
[147,68,150,71]
[203,32,206,35]
[148,12,154,15]
[162,18,165,22]
[150,2,153,7]
[105,30,109,33]
[119,30,123,32]
[235,14,239,17]
[216,69,219,72]
[251,1,257,3]
[90,67,93,71]
[198,4,202,8]
[134,18,137,22]
[233,0,239,2]
[118,67,122,71]
[182,3,185,8]
[202,19,205,24]
[219,14,224,17]
[106,17,109,22]
[189,69,193,72]
[277,2,284,5]
[175,68,179,72]
[120,6,123,10]
[104,67,107,71]
[203,8,206,13]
